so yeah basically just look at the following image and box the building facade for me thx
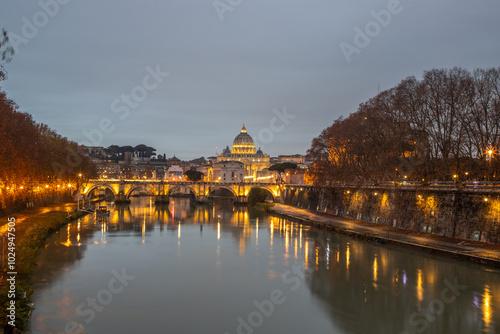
[167,165,184,181]
[211,161,245,183]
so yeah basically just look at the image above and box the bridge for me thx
[78,179,283,203]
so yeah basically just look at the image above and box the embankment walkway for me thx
[270,203,500,268]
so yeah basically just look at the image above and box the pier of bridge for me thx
[78,179,282,204]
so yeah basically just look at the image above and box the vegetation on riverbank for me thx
[247,187,271,207]
[255,202,275,210]
[0,210,87,333]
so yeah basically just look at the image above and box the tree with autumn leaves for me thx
[0,90,97,210]
[0,31,96,213]
[307,67,500,184]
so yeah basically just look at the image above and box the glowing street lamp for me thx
[486,147,495,181]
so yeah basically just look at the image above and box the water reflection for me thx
[484,285,492,331]
[417,268,424,303]
[30,197,500,334]
[307,233,500,333]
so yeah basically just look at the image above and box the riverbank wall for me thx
[281,185,500,244]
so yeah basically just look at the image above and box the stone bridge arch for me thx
[251,185,277,201]
[208,185,238,199]
[83,184,117,200]
[167,184,197,197]
[125,184,159,199]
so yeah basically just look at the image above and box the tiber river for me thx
[29,197,499,334]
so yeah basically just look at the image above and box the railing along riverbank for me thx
[285,181,500,193]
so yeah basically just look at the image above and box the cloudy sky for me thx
[1,0,499,159]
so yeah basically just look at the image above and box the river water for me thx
[29,197,500,334]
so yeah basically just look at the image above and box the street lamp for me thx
[486,148,494,181]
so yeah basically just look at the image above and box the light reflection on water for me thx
[29,197,500,334]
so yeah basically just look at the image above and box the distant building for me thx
[196,165,211,182]
[168,156,181,167]
[167,165,184,181]
[283,169,308,184]
[150,164,168,180]
[83,146,106,157]
[217,124,271,182]
[211,161,245,183]
[96,163,122,179]
[207,156,218,165]
[278,154,304,164]
[270,157,280,165]
[255,169,275,183]
[124,151,132,165]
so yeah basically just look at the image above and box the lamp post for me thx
[487,149,493,181]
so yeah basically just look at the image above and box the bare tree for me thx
[307,67,500,184]
[0,28,15,82]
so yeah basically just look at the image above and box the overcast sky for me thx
[1,0,499,159]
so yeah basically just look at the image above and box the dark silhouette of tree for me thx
[269,162,297,172]
[184,169,204,182]
[247,187,269,207]
[134,144,156,158]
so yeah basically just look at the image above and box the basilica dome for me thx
[231,124,256,154]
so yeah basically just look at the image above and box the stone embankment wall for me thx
[282,185,500,244]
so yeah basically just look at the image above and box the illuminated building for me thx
[167,165,184,181]
[216,124,271,182]
[211,161,245,183]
